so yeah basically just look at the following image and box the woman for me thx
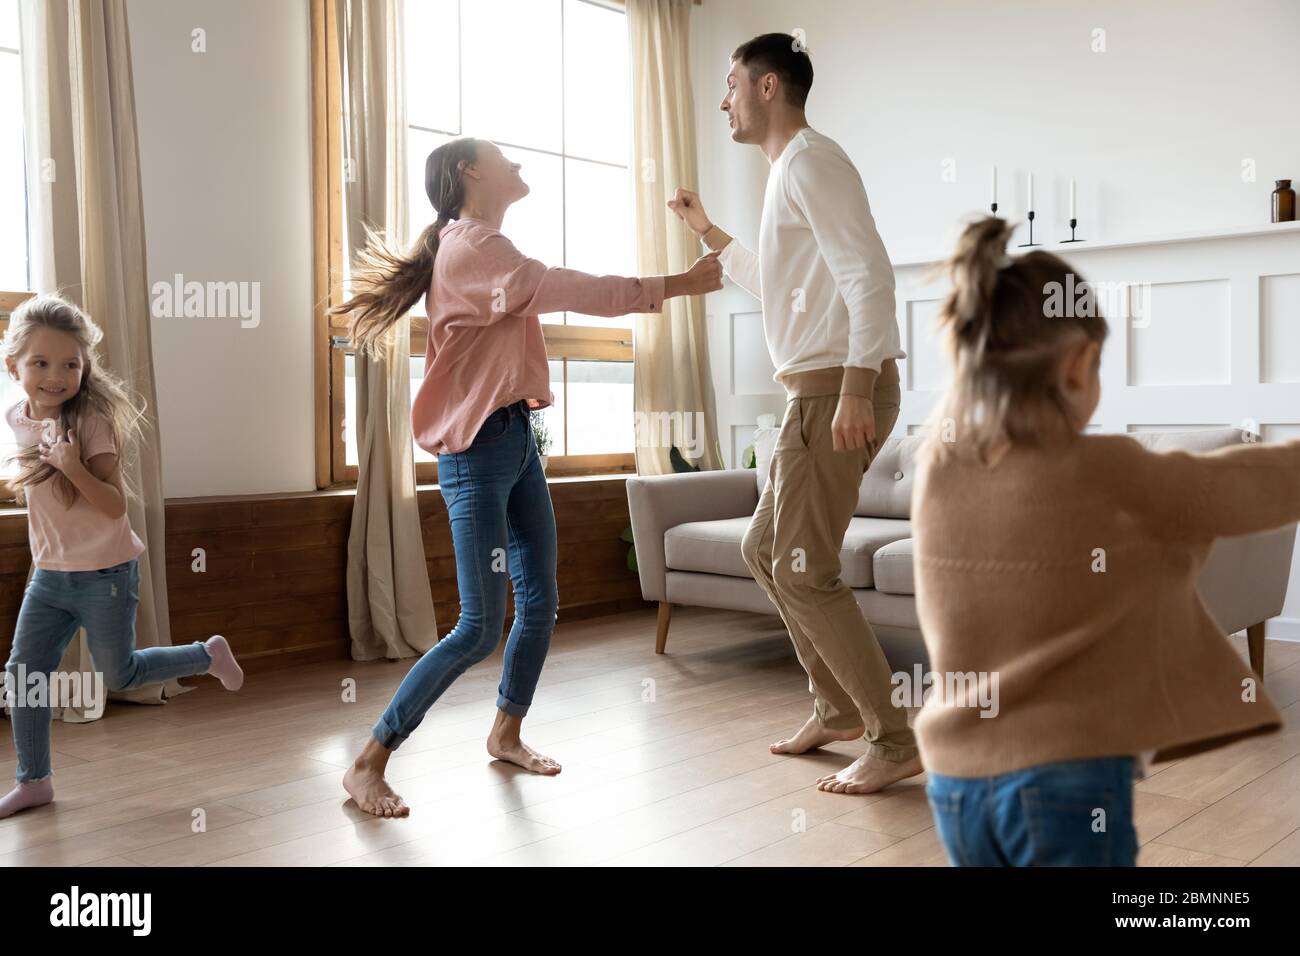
[334,137,722,817]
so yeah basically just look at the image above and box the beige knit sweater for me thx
[912,433,1298,777]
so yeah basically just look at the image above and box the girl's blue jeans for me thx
[373,400,558,749]
[926,756,1139,866]
[4,558,212,783]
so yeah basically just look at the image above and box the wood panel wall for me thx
[0,478,647,674]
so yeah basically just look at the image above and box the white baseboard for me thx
[1264,617,1300,642]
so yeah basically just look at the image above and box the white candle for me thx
[1027,173,1034,212]
[1069,178,1077,220]
[991,165,997,205]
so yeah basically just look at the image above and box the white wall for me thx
[129,0,315,498]
[895,229,1300,639]
[690,0,1300,636]
[692,0,1300,260]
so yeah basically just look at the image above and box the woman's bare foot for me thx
[770,714,865,754]
[0,778,54,819]
[487,709,561,775]
[816,753,923,794]
[342,738,409,817]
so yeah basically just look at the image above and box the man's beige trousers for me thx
[741,359,917,762]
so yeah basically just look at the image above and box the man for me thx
[668,33,920,794]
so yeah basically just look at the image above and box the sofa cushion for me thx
[873,537,915,595]
[755,425,925,523]
[663,516,754,580]
[857,433,926,519]
[1128,426,1246,454]
[754,427,779,496]
[664,514,911,588]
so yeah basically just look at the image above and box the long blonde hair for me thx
[921,216,1109,467]
[331,136,482,357]
[3,294,147,507]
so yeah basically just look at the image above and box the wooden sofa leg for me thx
[655,601,672,655]
[1247,621,1266,677]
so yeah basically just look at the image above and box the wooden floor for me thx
[1,605,1298,866]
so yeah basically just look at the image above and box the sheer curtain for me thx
[627,0,724,475]
[18,0,184,718]
[336,0,438,660]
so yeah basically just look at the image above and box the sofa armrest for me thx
[625,469,760,602]
[1197,523,1298,634]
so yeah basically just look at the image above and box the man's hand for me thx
[666,188,712,237]
[831,394,876,452]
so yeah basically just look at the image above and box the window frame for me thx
[312,0,638,490]
[1,20,31,355]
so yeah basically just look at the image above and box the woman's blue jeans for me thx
[373,400,558,749]
[926,756,1139,866]
[4,559,213,783]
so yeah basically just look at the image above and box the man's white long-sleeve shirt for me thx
[715,127,905,394]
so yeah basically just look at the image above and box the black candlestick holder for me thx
[1018,210,1039,247]
[990,202,998,216]
[1061,218,1084,243]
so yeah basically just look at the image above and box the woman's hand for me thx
[665,251,723,299]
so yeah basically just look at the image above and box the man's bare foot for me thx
[486,735,562,775]
[342,742,409,818]
[487,707,561,775]
[816,753,923,794]
[770,714,865,754]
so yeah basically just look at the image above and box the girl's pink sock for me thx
[203,634,244,691]
[0,778,54,819]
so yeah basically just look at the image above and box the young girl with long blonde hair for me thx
[0,294,243,819]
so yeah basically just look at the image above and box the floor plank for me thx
[0,606,1293,866]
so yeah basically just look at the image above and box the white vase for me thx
[539,455,548,472]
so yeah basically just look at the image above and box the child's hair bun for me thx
[946,216,1014,342]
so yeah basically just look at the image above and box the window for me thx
[0,0,24,297]
[316,0,638,486]
[1,0,34,483]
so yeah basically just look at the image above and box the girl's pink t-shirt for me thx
[411,217,665,456]
[4,400,147,572]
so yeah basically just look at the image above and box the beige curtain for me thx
[18,0,186,720]
[337,0,437,661]
[627,0,724,475]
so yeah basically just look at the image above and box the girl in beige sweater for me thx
[912,217,1297,866]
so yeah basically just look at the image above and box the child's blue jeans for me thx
[4,558,212,783]
[372,400,558,749]
[926,756,1138,866]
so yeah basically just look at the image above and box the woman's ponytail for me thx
[330,136,481,357]
[332,221,446,357]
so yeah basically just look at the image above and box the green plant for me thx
[619,524,636,572]
[622,445,706,572]
[742,445,756,468]
[669,446,701,473]
[529,409,552,456]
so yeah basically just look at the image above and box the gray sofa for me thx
[626,427,1297,674]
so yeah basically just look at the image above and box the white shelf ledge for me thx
[892,219,1300,269]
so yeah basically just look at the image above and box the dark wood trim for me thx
[311,0,344,490]
[1247,620,1267,676]
[0,477,649,675]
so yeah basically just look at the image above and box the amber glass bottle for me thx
[1273,180,1296,223]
